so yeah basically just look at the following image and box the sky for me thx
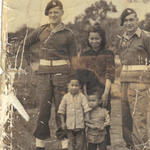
[3,0,150,32]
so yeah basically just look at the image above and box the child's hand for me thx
[85,119,92,124]
[97,126,105,131]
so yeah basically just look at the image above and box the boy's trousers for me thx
[67,129,87,150]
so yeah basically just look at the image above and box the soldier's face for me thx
[48,7,63,24]
[88,32,102,51]
[123,13,138,33]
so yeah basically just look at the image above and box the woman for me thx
[75,25,115,146]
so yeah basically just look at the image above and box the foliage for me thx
[6,0,120,108]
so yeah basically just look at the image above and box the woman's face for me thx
[88,32,102,51]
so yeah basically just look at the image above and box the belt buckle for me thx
[54,73,62,76]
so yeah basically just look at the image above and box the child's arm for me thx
[85,122,97,129]
[102,79,111,107]
[60,114,66,130]
[99,109,110,131]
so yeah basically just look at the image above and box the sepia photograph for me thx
[0,0,150,150]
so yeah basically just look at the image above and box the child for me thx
[85,94,110,150]
[58,78,91,150]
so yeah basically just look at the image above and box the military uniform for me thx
[118,8,150,149]
[24,21,76,140]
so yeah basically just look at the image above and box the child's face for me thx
[68,80,80,95]
[88,32,102,51]
[88,95,99,109]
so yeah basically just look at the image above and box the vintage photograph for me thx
[0,0,150,150]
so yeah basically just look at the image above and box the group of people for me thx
[22,0,150,150]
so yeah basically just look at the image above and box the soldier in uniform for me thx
[23,1,77,150]
[118,8,150,149]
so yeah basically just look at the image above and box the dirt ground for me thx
[9,78,129,150]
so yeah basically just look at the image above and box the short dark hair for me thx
[87,24,106,50]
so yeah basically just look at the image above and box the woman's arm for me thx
[102,79,111,107]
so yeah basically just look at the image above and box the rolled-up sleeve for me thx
[143,32,150,62]
[81,95,91,113]
[58,96,66,115]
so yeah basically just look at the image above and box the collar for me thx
[50,23,65,34]
[123,27,142,40]
[69,91,81,97]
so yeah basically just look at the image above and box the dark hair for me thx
[87,24,106,50]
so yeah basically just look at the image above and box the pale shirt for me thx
[58,92,91,130]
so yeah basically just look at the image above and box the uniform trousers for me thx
[121,82,150,150]
[31,72,70,140]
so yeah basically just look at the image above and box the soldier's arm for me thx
[23,28,40,48]
[143,32,150,63]
[67,31,77,66]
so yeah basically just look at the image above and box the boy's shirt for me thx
[58,92,91,130]
[86,107,110,143]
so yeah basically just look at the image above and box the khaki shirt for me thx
[24,23,77,73]
[118,28,150,65]
[58,92,91,130]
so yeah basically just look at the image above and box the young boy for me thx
[85,94,110,150]
[58,78,91,150]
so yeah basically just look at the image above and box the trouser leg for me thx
[75,130,87,150]
[121,82,134,148]
[53,86,67,129]
[53,73,69,129]
[128,83,150,149]
[88,143,97,150]
[33,74,53,140]
[98,141,107,150]
[67,131,75,150]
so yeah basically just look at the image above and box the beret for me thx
[120,8,137,26]
[45,0,63,16]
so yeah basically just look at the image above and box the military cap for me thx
[45,0,63,16]
[120,8,137,26]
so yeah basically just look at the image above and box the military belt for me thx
[40,59,69,66]
[122,65,150,71]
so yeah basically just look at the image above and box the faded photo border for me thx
[1,0,150,150]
